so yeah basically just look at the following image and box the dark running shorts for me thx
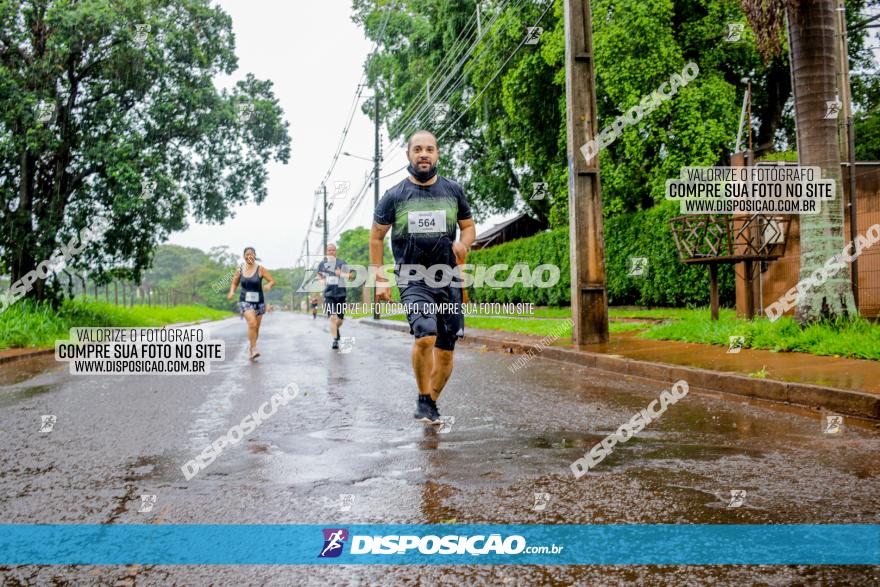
[324,298,346,319]
[239,301,266,316]
[399,281,464,351]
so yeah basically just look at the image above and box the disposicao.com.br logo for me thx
[319,528,349,558]
[318,528,563,558]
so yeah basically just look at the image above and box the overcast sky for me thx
[168,0,504,268]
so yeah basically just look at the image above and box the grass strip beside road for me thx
[359,305,879,361]
[641,313,880,361]
[0,299,232,350]
[354,311,645,337]
[462,316,644,337]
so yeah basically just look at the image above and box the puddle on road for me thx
[0,356,60,385]
[0,383,57,408]
[525,433,604,450]
[639,443,765,461]
[0,359,66,408]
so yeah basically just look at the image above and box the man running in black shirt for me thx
[316,243,354,350]
[370,130,476,424]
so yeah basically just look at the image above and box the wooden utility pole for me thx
[564,0,609,344]
[373,95,382,320]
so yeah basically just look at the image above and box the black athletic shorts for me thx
[324,297,346,319]
[399,281,464,351]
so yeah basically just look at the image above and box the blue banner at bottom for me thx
[0,524,877,565]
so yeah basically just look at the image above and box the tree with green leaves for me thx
[337,225,391,302]
[743,0,857,323]
[354,0,875,226]
[0,0,291,304]
[353,0,789,224]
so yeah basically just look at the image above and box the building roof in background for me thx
[473,213,544,249]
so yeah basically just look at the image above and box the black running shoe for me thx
[428,396,441,422]
[332,339,339,350]
[413,395,440,424]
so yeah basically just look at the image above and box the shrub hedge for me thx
[466,202,735,307]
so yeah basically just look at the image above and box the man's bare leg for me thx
[430,348,454,402]
[329,315,339,339]
[412,336,436,395]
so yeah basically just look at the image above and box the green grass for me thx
[531,306,732,321]
[608,307,737,321]
[401,304,880,361]
[356,303,880,361]
[462,316,570,337]
[639,314,880,361]
[462,316,652,337]
[0,298,232,349]
[357,311,644,337]
[353,304,704,321]
[522,306,572,319]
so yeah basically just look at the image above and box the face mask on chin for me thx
[407,162,438,183]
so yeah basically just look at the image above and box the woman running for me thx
[227,247,276,360]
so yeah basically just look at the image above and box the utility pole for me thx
[564,0,609,344]
[373,95,382,320]
[322,184,328,255]
[476,2,482,34]
[477,2,489,122]
[836,0,859,308]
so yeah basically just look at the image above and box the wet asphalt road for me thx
[0,312,878,586]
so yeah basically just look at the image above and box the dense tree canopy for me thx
[352,0,878,225]
[0,0,291,302]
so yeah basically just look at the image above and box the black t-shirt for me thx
[373,176,472,267]
[316,258,350,299]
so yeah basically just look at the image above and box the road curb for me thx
[0,318,229,367]
[0,348,55,366]
[360,319,880,421]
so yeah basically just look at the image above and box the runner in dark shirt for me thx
[227,247,276,360]
[316,243,354,350]
[370,130,476,424]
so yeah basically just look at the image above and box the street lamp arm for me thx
[342,151,374,162]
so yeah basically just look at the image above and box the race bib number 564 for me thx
[408,210,446,234]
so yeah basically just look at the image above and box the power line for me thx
[330,180,372,240]
[379,163,408,180]
[390,0,521,145]
[389,4,490,136]
[438,0,555,140]
[326,3,509,240]
[296,0,397,266]
[385,0,537,167]
[324,0,551,242]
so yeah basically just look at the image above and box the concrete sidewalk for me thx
[360,318,880,422]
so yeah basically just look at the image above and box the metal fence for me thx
[737,161,880,318]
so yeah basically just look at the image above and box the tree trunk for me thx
[12,148,37,293]
[787,0,856,323]
[755,57,793,156]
